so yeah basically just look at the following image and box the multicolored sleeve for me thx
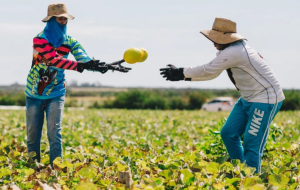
[70,37,92,63]
[33,37,79,71]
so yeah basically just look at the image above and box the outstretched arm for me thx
[33,37,80,71]
[183,49,238,81]
[160,48,238,82]
[69,38,131,73]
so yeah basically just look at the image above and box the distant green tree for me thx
[0,96,15,105]
[188,92,206,110]
[281,90,300,110]
[169,97,187,110]
[144,96,167,109]
[112,90,146,109]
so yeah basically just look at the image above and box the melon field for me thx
[0,109,299,189]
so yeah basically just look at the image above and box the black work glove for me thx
[159,64,185,81]
[106,60,132,73]
[77,60,108,73]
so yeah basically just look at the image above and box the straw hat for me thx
[42,3,75,22]
[200,17,246,44]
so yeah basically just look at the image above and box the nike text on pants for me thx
[221,98,283,173]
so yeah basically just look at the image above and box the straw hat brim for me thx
[200,30,246,44]
[42,13,75,22]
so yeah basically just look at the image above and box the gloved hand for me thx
[77,60,108,73]
[159,64,185,81]
[106,60,132,73]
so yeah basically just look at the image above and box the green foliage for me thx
[0,96,15,105]
[281,90,300,110]
[187,92,206,110]
[169,97,187,110]
[0,109,299,189]
[91,101,101,109]
[144,95,167,110]
[112,90,148,109]
[0,94,26,106]
[2,86,300,111]
[88,89,300,110]
[103,89,207,110]
[268,174,289,188]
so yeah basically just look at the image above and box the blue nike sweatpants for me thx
[220,98,283,173]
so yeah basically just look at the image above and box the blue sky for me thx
[0,0,299,89]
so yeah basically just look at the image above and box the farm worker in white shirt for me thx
[160,17,285,173]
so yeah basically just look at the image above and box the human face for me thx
[214,42,229,50]
[56,17,68,25]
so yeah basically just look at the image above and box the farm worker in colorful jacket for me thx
[25,3,131,167]
[160,17,285,173]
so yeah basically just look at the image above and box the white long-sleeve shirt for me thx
[184,40,285,104]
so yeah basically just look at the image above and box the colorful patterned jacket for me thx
[25,31,91,99]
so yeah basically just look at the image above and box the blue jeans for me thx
[26,95,65,166]
[220,98,283,173]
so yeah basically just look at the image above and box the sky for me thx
[0,0,299,89]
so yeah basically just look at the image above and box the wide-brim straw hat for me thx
[200,17,246,44]
[42,3,75,22]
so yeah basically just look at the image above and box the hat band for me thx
[212,29,236,34]
[223,31,236,34]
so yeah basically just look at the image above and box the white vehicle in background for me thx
[202,97,235,111]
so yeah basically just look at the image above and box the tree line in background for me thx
[97,89,300,110]
[1,86,299,111]
[100,90,208,110]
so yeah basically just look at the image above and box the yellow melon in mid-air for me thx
[123,48,143,64]
[138,48,148,62]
